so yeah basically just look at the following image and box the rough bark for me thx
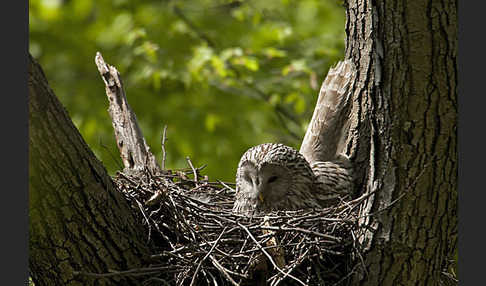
[28,54,152,286]
[343,0,457,285]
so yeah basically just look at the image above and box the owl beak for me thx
[258,193,264,203]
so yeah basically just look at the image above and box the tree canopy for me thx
[29,0,345,181]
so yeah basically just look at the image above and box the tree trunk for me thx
[28,54,152,286]
[343,0,457,285]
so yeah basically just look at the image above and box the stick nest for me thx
[114,166,366,286]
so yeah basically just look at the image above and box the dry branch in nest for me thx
[92,52,367,285]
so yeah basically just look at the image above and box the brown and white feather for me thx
[300,60,355,164]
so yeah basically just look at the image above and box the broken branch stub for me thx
[95,52,161,175]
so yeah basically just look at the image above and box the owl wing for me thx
[311,155,354,206]
[300,60,355,165]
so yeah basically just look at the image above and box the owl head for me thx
[232,143,320,214]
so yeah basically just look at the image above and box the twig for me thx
[252,225,341,242]
[237,222,308,286]
[173,5,216,47]
[161,125,168,170]
[190,228,227,286]
[269,248,311,286]
[262,216,287,273]
[135,199,152,242]
[209,255,240,286]
[74,265,179,278]
[98,138,124,169]
[355,157,436,219]
[186,156,198,183]
[218,180,236,192]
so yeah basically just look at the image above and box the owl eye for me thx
[267,176,278,183]
[243,173,252,183]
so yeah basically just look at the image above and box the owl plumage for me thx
[233,60,355,214]
[232,143,353,214]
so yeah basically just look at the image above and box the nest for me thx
[114,166,366,286]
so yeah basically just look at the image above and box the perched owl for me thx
[232,60,355,214]
[232,143,353,214]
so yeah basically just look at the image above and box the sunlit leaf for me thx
[221,48,243,61]
[262,47,287,59]
[188,45,214,80]
[38,0,62,20]
[269,93,281,106]
[211,56,228,77]
[72,0,93,20]
[205,113,221,132]
[126,28,147,46]
[232,56,259,71]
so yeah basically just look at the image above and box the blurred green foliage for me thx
[29,0,345,181]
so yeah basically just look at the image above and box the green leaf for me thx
[188,45,214,81]
[211,56,228,78]
[205,113,221,132]
[262,47,287,59]
[233,56,259,71]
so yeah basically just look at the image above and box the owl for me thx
[232,143,353,214]
[232,60,355,214]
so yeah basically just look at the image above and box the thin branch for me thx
[161,125,168,170]
[98,138,124,169]
[190,228,227,286]
[186,156,198,183]
[208,255,240,286]
[237,222,308,286]
[173,5,216,47]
